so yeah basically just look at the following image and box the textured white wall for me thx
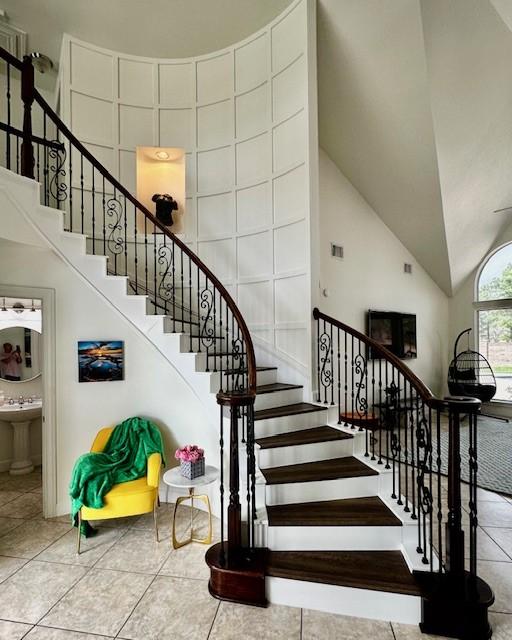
[58,0,317,388]
[0,233,217,516]
[318,149,449,396]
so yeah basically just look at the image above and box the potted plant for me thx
[175,444,205,479]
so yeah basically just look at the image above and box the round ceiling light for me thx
[155,150,170,161]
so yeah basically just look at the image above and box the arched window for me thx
[476,242,512,402]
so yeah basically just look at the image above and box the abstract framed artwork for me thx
[78,341,124,382]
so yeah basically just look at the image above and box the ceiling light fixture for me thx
[155,150,170,161]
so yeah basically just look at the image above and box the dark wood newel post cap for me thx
[442,396,481,413]
[216,390,255,407]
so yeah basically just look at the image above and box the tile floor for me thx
[0,468,511,639]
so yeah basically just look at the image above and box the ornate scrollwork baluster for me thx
[416,404,433,563]
[48,142,67,205]
[106,196,125,271]
[319,330,332,404]
[200,288,215,351]
[157,243,175,309]
[354,352,367,431]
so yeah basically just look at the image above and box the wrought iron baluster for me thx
[6,62,11,169]
[180,251,184,330]
[91,167,96,254]
[133,204,138,293]
[69,140,73,231]
[330,321,334,405]
[219,404,225,567]
[404,378,410,513]
[102,175,106,254]
[123,194,128,277]
[351,335,355,429]
[337,327,341,414]
[410,381,417,521]
[316,316,320,402]
[468,410,478,578]
[397,373,403,506]
[436,408,443,570]
[343,331,348,426]
[144,215,148,295]
[79,152,84,233]
[188,257,193,353]
[428,406,434,568]
[153,224,158,312]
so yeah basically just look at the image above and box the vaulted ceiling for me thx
[318,0,512,296]
[3,0,512,296]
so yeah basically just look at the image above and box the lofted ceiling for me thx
[318,0,512,296]
[4,0,512,296]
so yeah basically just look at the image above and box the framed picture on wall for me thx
[77,341,124,382]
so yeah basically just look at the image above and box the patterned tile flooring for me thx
[0,468,511,639]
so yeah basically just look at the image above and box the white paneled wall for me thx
[59,0,317,386]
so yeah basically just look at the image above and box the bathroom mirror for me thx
[0,326,42,382]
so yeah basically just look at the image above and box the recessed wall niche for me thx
[136,147,186,233]
[60,0,316,378]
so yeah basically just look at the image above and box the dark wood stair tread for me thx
[340,411,380,429]
[256,383,303,394]
[256,426,353,450]
[261,456,377,485]
[266,550,422,596]
[267,497,402,527]
[255,403,326,421]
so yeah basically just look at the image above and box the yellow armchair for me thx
[77,426,162,553]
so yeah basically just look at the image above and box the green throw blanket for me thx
[69,416,165,537]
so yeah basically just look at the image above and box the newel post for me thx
[216,390,255,557]
[20,55,35,179]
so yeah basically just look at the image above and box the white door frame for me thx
[0,283,56,518]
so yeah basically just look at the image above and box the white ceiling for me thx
[0,0,292,63]
[5,0,512,296]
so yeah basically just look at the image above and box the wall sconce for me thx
[136,147,185,232]
[29,52,53,74]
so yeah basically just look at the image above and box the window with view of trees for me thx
[477,244,512,401]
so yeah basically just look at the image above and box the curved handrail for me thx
[32,88,256,394]
[0,47,23,69]
[313,307,437,405]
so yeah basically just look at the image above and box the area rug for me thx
[439,416,512,496]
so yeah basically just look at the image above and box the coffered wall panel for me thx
[60,0,316,379]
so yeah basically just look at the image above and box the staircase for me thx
[0,49,496,640]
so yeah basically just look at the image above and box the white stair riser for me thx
[266,525,403,551]
[179,333,226,353]
[254,388,303,411]
[255,369,278,386]
[258,438,354,468]
[266,578,421,624]
[265,474,380,505]
[194,352,244,371]
[254,410,329,437]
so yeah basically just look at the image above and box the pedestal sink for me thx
[0,401,42,475]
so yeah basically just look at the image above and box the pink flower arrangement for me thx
[175,444,204,463]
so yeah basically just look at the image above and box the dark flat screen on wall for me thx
[367,311,417,359]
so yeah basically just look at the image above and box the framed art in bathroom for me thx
[77,341,124,383]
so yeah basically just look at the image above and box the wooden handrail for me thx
[0,46,23,70]
[30,83,256,393]
[313,307,436,405]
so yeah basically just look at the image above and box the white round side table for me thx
[163,465,219,549]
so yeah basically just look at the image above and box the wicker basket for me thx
[180,458,205,480]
